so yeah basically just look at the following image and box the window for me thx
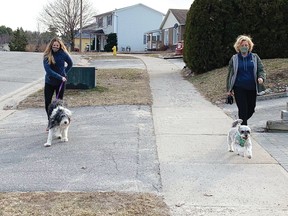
[97,17,103,28]
[173,28,178,44]
[164,29,169,45]
[143,35,147,44]
[157,35,160,41]
[107,15,112,26]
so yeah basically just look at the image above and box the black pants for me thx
[44,83,65,119]
[233,86,257,125]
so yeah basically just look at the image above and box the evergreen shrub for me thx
[184,0,288,74]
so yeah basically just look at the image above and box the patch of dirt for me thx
[0,192,171,216]
[17,68,152,109]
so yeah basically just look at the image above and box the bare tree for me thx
[38,0,96,50]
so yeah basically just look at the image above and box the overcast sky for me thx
[0,0,193,32]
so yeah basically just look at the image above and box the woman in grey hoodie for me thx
[226,35,266,125]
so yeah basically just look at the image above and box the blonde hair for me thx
[43,37,70,64]
[233,35,254,53]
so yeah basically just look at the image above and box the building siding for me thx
[116,5,164,51]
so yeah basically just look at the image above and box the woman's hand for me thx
[227,91,234,96]
[62,77,67,82]
[258,78,264,84]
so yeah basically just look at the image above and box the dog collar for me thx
[236,134,246,147]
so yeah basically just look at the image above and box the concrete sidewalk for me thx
[136,55,288,216]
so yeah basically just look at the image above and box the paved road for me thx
[0,105,160,192]
[0,52,160,193]
[0,52,43,98]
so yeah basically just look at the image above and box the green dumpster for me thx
[66,67,97,89]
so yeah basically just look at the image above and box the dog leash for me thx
[56,81,64,99]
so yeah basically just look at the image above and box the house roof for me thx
[80,23,97,34]
[144,29,161,34]
[78,23,106,34]
[170,9,188,25]
[116,3,165,15]
[93,3,165,18]
[75,22,105,36]
[160,9,189,29]
[74,32,91,39]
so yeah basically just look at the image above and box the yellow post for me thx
[112,46,117,56]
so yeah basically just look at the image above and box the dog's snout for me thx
[64,121,68,124]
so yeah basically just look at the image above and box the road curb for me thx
[257,91,288,101]
[0,78,44,120]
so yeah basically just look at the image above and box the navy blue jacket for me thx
[43,49,73,86]
[227,53,266,93]
[234,53,255,90]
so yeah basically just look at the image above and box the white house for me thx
[160,9,188,48]
[81,3,164,52]
[144,9,188,51]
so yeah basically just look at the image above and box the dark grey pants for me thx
[44,83,65,119]
[233,86,257,125]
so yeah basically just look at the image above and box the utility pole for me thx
[79,0,83,52]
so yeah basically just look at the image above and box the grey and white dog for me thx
[227,119,252,159]
[44,100,72,147]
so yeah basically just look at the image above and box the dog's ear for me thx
[232,119,243,127]
[65,108,72,117]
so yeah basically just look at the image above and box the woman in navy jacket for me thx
[226,35,266,125]
[43,38,73,127]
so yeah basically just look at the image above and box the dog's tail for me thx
[232,119,243,127]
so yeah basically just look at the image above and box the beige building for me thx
[74,32,93,52]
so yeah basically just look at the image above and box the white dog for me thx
[44,100,72,147]
[227,119,252,159]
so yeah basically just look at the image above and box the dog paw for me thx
[61,138,68,142]
[44,143,51,147]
